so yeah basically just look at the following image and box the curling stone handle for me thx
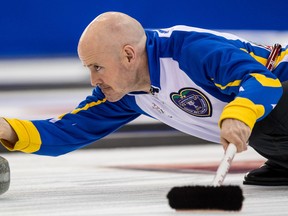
[212,143,237,186]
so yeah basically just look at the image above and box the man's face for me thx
[80,47,136,102]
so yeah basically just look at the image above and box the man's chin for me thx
[105,94,124,102]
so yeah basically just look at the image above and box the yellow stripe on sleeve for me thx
[219,97,265,130]
[58,98,107,119]
[1,118,41,153]
[247,52,267,66]
[240,48,267,66]
[275,48,288,67]
[214,73,280,91]
[214,80,242,90]
[250,73,282,87]
[71,99,107,114]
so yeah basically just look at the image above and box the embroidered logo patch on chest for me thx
[170,88,212,117]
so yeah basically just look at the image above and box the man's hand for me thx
[220,118,251,153]
[0,118,18,144]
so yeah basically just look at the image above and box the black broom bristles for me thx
[167,144,244,211]
[167,185,244,211]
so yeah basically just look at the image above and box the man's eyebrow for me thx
[85,63,98,68]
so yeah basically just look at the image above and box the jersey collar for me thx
[145,30,161,92]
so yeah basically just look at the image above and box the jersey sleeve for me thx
[1,87,141,156]
[179,35,283,130]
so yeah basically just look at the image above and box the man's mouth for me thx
[99,85,110,90]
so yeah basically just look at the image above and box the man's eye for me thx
[94,65,102,71]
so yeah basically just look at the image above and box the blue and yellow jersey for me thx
[1,25,287,156]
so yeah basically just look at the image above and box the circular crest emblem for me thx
[170,88,212,117]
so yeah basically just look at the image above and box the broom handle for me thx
[212,143,237,186]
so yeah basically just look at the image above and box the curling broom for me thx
[167,143,244,211]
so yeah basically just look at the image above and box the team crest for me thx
[170,88,212,117]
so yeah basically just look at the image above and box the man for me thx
[0,12,288,186]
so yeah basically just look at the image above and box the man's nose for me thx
[90,72,101,87]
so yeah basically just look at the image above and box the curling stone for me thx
[0,156,10,195]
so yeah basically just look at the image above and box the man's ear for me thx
[123,45,135,63]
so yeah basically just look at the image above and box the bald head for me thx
[77,12,151,101]
[78,12,146,61]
